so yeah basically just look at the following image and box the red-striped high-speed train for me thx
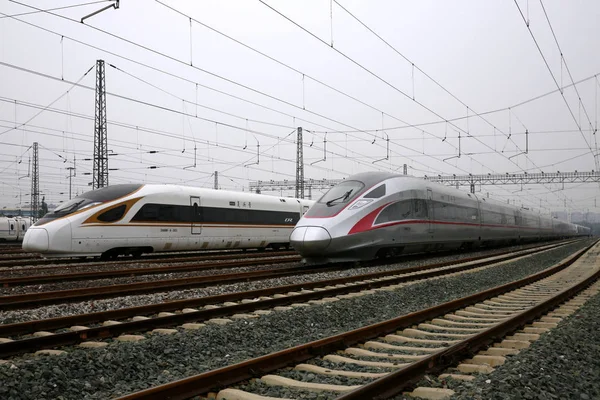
[23,184,314,258]
[290,172,590,262]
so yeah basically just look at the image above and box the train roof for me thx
[75,184,314,205]
[345,171,404,187]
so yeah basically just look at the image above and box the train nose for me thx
[290,226,331,256]
[22,228,49,252]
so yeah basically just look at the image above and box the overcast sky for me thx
[1,0,599,213]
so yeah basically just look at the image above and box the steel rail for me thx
[0,259,343,310]
[110,241,594,400]
[0,253,299,285]
[0,248,28,254]
[0,248,293,268]
[338,249,600,398]
[0,242,563,356]
[1,241,572,309]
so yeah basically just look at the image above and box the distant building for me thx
[0,208,34,218]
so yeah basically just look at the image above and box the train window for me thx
[10,224,14,230]
[375,200,412,224]
[319,180,365,206]
[132,204,160,221]
[75,184,142,203]
[413,199,428,218]
[433,202,452,221]
[97,205,127,222]
[22,224,25,230]
[364,184,386,198]
[192,203,202,222]
[158,205,177,221]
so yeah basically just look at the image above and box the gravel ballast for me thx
[0,240,592,399]
[444,286,600,400]
[0,243,560,324]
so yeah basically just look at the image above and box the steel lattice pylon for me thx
[295,127,304,199]
[30,142,39,221]
[93,60,108,189]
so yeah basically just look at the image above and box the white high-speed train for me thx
[290,172,591,262]
[0,216,31,242]
[23,184,314,258]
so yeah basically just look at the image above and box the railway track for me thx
[0,247,29,255]
[0,248,292,268]
[0,241,571,310]
[0,252,299,283]
[0,241,575,358]
[111,240,599,400]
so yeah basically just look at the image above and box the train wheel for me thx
[131,251,142,259]
[100,251,118,261]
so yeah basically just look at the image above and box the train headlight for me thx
[349,199,372,210]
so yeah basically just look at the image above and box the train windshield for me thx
[34,184,143,225]
[318,181,364,206]
[302,180,366,218]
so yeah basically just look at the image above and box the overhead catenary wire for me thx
[0,8,561,217]
[331,0,533,159]
[0,0,110,19]
[514,0,594,157]
[0,96,416,182]
[158,0,496,173]
[4,3,419,155]
[0,9,394,150]
[0,63,94,136]
[2,3,584,209]
[1,2,490,177]
[257,0,577,208]
[257,0,562,194]
[0,110,562,211]
[306,73,600,134]
[0,60,459,177]
[537,0,600,186]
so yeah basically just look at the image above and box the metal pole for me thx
[66,167,75,199]
[296,127,304,199]
[30,142,39,222]
[93,60,108,189]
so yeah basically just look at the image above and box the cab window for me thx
[97,205,127,222]
[318,181,365,206]
[364,184,386,198]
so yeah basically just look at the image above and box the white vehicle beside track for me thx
[0,216,30,242]
[23,184,314,259]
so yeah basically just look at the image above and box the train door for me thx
[8,219,16,238]
[426,189,434,234]
[190,196,202,235]
[514,209,522,240]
